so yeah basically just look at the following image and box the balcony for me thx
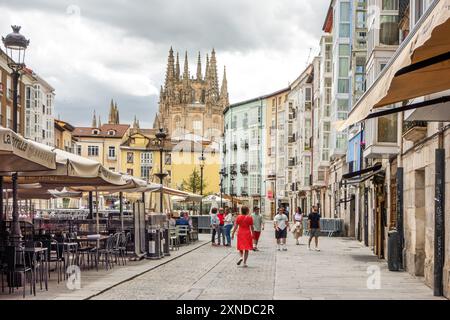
[240,188,248,197]
[240,162,249,175]
[241,140,249,150]
[232,143,238,151]
[222,144,227,154]
[402,121,427,143]
[363,118,400,159]
[0,83,3,94]
[288,158,296,167]
[230,164,237,175]
[288,134,296,143]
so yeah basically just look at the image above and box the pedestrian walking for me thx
[292,207,303,245]
[308,205,321,251]
[232,206,254,267]
[274,207,289,251]
[224,208,234,246]
[217,208,226,246]
[210,208,220,246]
[251,206,264,251]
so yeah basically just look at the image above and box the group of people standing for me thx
[210,204,321,267]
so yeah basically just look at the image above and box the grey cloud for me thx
[2,0,330,52]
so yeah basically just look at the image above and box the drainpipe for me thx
[434,122,445,296]
[397,111,405,269]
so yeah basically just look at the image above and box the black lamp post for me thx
[199,150,206,215]
[219,168,225,209]
[154,128,168,213]
[230,175,236,213]
[3,26,29,246]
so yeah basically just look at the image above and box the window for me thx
[92,129,100,135]
[108,146,116,159]
[377,114,398,143]
[382,0,399,10]
[339,23,350,37]
[338,79,349,93]
[7,106,11,129]
[141,152,152,165]
[193,119,202,131]
[88,146,99,157]
[339,58,349,77]
[340,2,351,21]
[305,88,312,102]
[141,166,150,179]
[165,153,171,165]
[107,130,116,136]
[126,168,134,176]
[339,44,350,56]
[356,10,366,28]
[127,152,134,163]
[380,15,399,45]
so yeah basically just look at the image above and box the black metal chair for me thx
[5,246,35,298]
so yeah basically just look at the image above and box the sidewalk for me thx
[0,234,210,300]
[94,224,443,300]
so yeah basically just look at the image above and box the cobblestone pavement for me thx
[93,224,441,300]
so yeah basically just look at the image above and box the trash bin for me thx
[388,229,400,271]
[146,225,162,260]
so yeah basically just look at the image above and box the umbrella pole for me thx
[0,176,3,224]
[96,189,99,235]
[88,191,93,219]
[119,192,124,231]
[10,173,22,246]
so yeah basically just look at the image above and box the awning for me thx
[342,163,382,180]
[15,147,127,187]
[70,175,147,192]
[0,126,56,173]
[339,0,450,131]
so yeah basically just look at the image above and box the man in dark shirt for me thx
[308,205,321,251]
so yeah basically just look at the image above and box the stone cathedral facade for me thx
[153,47,229,140]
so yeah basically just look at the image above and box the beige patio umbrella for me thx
[0,126,56,173]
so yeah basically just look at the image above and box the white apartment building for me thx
[286,64,314,215]
[23,70,55,146]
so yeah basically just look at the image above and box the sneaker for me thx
[277,248,281,251]
[243,264,248,268]
[282,248,288,251]
[237,258,243,266]
[315,248,320,251]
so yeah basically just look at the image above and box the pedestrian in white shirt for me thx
[273,206,290,251]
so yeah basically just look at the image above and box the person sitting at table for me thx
[175,211,190,226]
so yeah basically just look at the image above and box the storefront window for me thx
[377,114,398,143]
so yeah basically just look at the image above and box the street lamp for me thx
[199,150,206,215]
[3,25,29,246]
[230,175,236,213]
[219,168,225,209]
[154,128,168,213]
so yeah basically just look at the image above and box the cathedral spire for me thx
[175,52,180,80]
[196,52,202,80]
[205,54,210,81]
[98,115,102,128]
[164,47,175,88]
[183,51,189,80]
[209,48,219,95]
[92,110,97,128]
[109,99,115,124]
[133,115,140,129]
[220,66,229,106]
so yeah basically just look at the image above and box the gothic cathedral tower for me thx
[153,48,229,140]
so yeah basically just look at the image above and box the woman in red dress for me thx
[232,206,254,267]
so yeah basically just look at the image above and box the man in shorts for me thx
[273,206,289,251]
[308,205,321,251]
[251,206,264,251]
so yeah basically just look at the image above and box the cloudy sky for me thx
[0,0,329,128]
